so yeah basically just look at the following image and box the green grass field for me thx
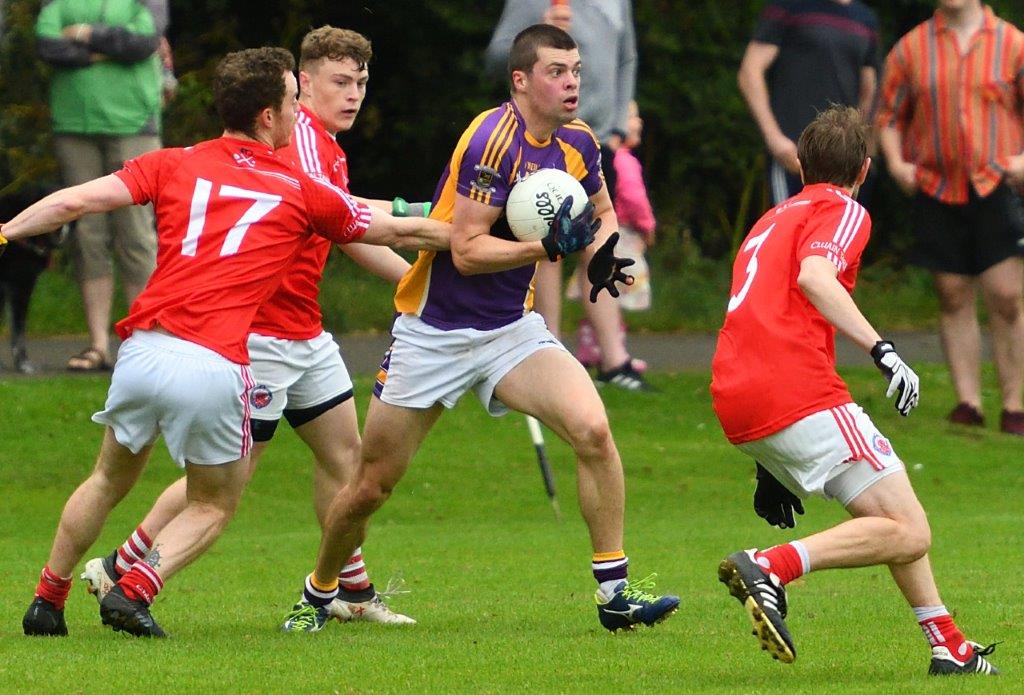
[0,368,1020,693]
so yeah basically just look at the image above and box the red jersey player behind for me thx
[711,106,998,676]
[7,47,449,638]
[79,27,419,626]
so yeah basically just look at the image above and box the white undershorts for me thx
[736,402,904,506]
[93,330,253,467]
[246,331,353,421]
[375,312,566,416]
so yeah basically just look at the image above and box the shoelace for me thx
[377,575,410,600]
[972,641,999,657]
[621,573,661,603]
[285,603,320,629]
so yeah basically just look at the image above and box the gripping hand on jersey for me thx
[753,462,804,529]
[541,196,600,262]
[587,232,635,302]
[871,340,920,416]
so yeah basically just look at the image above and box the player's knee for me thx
[897,516,931,562]
[568,413,614,459]
[350,476,393,516]
[987,290,1023,324]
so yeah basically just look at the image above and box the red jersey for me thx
[710,183,871,444]
[114,136,372,364]
[250,104,349,340]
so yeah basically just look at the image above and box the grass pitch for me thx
[0,368,1019,693]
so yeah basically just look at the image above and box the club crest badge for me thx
[471,164,500,194]
[233,148,256,168]
[872,433,892,456]
[249,385,273,409]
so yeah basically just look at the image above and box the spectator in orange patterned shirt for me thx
[877,0,1024,435]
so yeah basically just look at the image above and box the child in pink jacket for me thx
[572,101,656,369]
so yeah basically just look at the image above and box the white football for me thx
[505,168,588,242]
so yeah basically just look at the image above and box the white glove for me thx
[871,341,920,416]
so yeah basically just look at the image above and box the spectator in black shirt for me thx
[738,0,879,205]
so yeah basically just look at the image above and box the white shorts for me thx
[93,330,253,467]
[246,331,353,422]
[736,403,904,506]
[374,312,567,416]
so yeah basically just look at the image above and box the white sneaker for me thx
[80,556,118,604]
[330,578,416,625]
[330,594,417,625]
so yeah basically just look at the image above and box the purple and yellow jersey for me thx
[394,100,603,331]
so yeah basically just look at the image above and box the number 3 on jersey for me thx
[727,223,774,313]
[181,178,282,257]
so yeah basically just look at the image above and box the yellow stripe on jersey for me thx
[473,108,515,204]
[523,262,539,313]
[482,118,519,206]
[395,250,436,315]
[563,119,601,147]
[556,138,588,182]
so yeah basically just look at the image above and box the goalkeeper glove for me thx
[871,340,920,416]
[541,196,600,262]
[391,197,432,218]
[586,231,635,302]
[753,462,804,529]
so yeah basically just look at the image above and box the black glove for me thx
[870,340,920,416]
[753,462,804,529]
[586,232,635,302]
[541,196,600,262]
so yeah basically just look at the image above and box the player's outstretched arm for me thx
[1,175,133,241]
[797,255,919,415]
[360,209,450,252]
[340,243,411,284]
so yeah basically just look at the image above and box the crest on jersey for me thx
[471,164,500,194]
[872,433,892,456]
[249,385,273,409]
[233,148,256,168]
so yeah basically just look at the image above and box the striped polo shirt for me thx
[394,99,603,331]
[876,6,1024,204]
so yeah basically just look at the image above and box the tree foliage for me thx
[3,0,1022,261]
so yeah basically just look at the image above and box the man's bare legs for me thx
[493,348,624,552]
[979,258,1024,414]
[722,468,997,672]
[312,399,443,585]
[935,271,983,412]
[935,257,1024,425]
[45,428,152,578]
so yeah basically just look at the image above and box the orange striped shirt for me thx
[876,6,1024,204]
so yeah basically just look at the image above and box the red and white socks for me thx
[114,526,152,577]
[118,562,164,605]
[754,541,810,586]
[339,547,371,594]
[915,605,972,661]
[34,566,72,610]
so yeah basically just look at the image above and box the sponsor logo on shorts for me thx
[249,385,273,409]
[872,433,892,456]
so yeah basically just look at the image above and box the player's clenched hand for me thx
[586,232,635,302]
[541,196,600,262]
[753,462,804,529]
[871,340,920,416]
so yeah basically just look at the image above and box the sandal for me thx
[67,347,112,372]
